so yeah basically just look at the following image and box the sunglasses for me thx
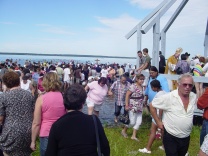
[181,83,193,88]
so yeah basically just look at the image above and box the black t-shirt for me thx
[95,67,101,73]
[45,111,110,156]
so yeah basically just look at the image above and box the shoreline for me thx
[0,52,136,59]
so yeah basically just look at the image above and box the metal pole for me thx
[152,20,160,69]
[136,26,142,68]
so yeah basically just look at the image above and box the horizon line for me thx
[0,52,136,59]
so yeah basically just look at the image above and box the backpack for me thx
[176,67,183,75]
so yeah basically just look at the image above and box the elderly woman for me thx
[85,77,108,116]
[30,72,66,156]
[0,71,34,156]
[108,74,131,123]
[45,84,110,156]
[165,47,183,90]
[121,74,145,141]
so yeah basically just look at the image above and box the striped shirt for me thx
[110,80,131,106]
[193,64,203,76]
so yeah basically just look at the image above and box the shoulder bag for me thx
[92,115,103,156]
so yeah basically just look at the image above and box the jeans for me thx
[200,119,208,146]
[40,137,49,156]
[114,102,127,117]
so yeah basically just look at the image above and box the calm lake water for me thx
[0,54,136,66]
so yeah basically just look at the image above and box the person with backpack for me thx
[175,54,191,75]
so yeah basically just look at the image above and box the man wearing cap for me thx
[165,47,183,90]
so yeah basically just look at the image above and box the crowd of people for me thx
[0,47,207,156]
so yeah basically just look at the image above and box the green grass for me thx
[32,115,201,156]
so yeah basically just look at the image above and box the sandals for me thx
[114,118,118,123]
[121,130,128,138]
[158,145,164,150]
[138,148,151,154]
[131,137,139,142]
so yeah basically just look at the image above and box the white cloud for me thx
[94,14,139,31]
[0,0,207,61]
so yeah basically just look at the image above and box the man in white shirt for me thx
[101,66,108,78]
[63,64,71,91]
[150,73,197,156]
[20,75,31,92]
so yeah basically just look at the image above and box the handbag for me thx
[118,112,130,124]
[92,115,103,156]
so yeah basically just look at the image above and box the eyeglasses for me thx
[181,83,193,88]
[139,79,145,80]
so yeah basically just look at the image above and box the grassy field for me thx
[32,115,201,156]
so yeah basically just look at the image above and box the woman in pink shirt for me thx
[30,72,66,156]
[85,77,108,116]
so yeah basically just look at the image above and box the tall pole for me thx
[204,18,208,57]
[152,19,160,69]
[136,26,142,68]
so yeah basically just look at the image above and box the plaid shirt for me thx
[110,80,131,106]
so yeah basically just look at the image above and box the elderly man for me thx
[150,73,197,156]
[108,74,131,123]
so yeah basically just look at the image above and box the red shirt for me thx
[197,88,208,120]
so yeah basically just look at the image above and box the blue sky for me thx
[0,0,207,58]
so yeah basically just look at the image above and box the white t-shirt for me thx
[63,68,71,82]
[152,90,196,138]
[20,80,31,92]
[101,69,108,77]
[154,90,167,115]
[81,73,85,81]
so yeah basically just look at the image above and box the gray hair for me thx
[178,73,194,84]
